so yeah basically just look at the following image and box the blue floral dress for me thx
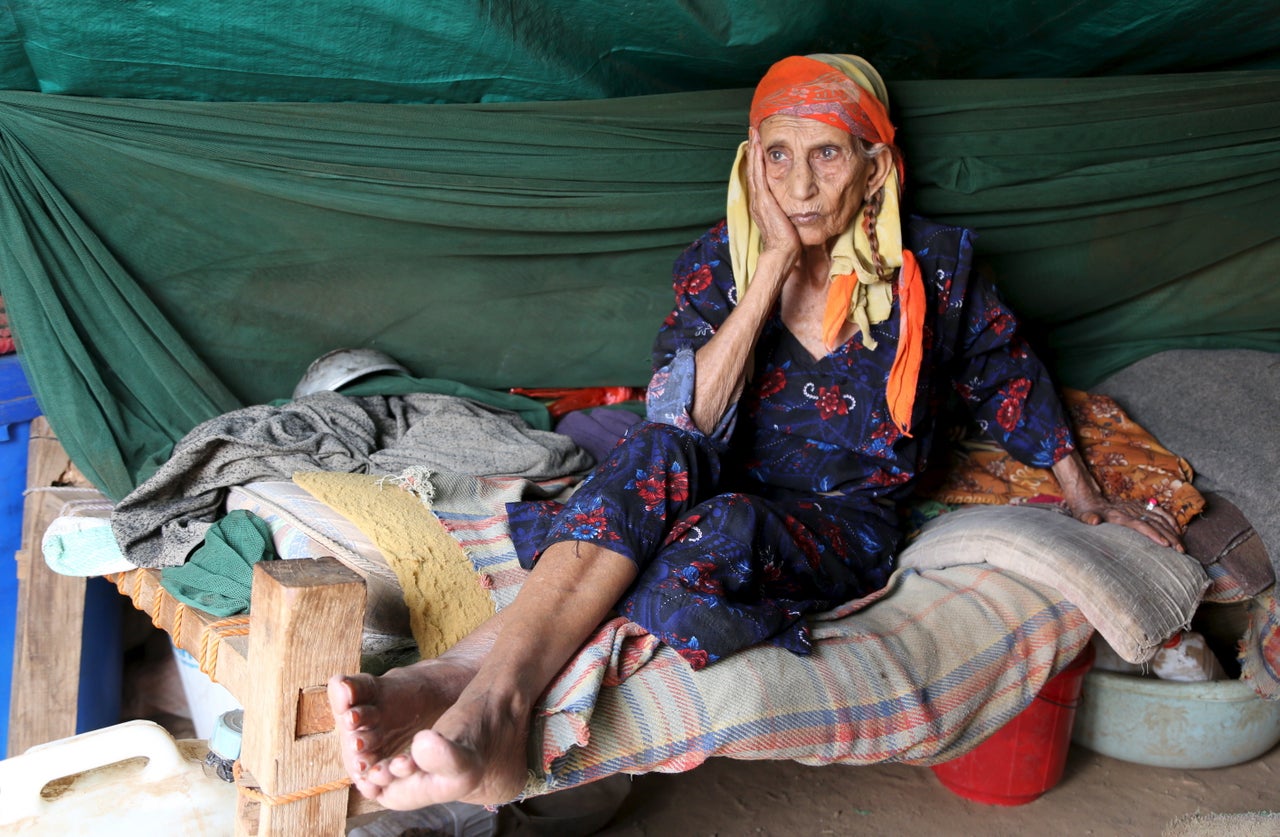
[509,216,1074,669]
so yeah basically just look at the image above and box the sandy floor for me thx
[595,740,1280,836]
[123,615,1280,836]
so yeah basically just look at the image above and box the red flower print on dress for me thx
[678,648,710,670]
[870,419,902,445]
[996,398,1020,432]
[675,264,714,298]
[630,462,690,512]
[781,515,823,568]
[803,382,855,420]
[987,308,1016,336]
[756,367,787,399]
[565,505,621,542]
[1050,426,1074,462]
[818,520,849,560]
[663,512,704,546]
[866,469,910,487]
[680,560,723,595]
[995,377,1033,432]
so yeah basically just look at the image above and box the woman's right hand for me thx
[746,128,801,258]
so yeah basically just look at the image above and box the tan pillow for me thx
[292,471,495,659]
[899,505,1210,663]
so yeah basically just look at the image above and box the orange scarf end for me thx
[886,250,924,437]
[820,252,924,438]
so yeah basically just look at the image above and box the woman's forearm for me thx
[689,249,793,433]
[1051,449,1103,513]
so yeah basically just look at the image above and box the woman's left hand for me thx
[1066,493,1185,552]
[1052,450,1184,551]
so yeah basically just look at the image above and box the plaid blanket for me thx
[405,469,1097,796]
[1190,554,1279,698]
[1240,586,1280,698]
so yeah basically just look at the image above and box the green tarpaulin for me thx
[0,2,1277,500]
[2,1,1276,101]
[3,70,1277,500]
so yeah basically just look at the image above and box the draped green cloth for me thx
[2,1,1276,101]
[2,70,1279,500]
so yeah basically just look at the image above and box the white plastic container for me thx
[172,644,243,741]
[1149,631,1228,682]
[0,720,237,835]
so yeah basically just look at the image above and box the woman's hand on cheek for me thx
[747,129,801,258]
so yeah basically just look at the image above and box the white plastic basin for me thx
[1072,670,1280,769]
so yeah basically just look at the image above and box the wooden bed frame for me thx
[8,417,379,835]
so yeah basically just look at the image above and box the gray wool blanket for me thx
[111,391,594,568]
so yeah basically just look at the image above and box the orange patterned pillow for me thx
[921,389,1205,528]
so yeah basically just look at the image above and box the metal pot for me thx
[292,347,409,399]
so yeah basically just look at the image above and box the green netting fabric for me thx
[2,71,1278,499]
[2,1,1276,101]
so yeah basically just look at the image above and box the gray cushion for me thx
[1093,349,1279,574]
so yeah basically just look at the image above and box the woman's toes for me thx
[347,704,382,732]
[335,672,380,706]
[387,753,418,779]
[351,776,384,800]
[363,760,395,787]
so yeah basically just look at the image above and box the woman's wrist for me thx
[1051,450,1103,511]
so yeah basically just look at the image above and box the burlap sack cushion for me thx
[899,505,1209,663]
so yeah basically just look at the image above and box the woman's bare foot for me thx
[330,540,639,809]
[358,684,533,810]
[327,659,475,801]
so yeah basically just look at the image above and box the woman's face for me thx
[758,115,877,249]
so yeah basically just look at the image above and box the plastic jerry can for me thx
[0,720,237,835]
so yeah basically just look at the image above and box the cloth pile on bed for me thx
[389,467,1196,794]
[109,390,593,569]
[57,375,1251,795]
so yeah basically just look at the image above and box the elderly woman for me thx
[328,54,1182,809]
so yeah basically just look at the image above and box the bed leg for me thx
[234,557,365,837]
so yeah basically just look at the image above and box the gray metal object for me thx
[292,347,409,399]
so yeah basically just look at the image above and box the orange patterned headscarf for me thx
[728,54,923,435]
[749,55,897,152]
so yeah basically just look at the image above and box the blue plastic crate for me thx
[0,354,41,432]
[0,355,40,756]
[0,355,120,757]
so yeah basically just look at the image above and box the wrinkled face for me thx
[759,115,874,249]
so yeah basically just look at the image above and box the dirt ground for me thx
[594,739,1280,836]
[122,617,1280,836]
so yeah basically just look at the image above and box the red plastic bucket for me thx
[931,642,1096,805]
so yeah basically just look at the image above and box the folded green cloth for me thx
[160,510,276,616]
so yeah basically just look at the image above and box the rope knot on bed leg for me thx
[198,615,250,678]
[232,760,352,806]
